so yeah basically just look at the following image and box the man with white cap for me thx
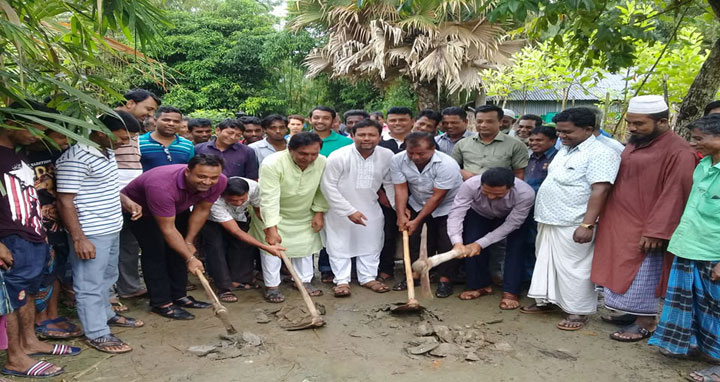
[501,109,516,134]
[592,95,697,342]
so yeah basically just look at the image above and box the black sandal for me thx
[264,288,285,303]
[86,334,132,354]
[107,314,144,328]
[174,296,211,309]
[609,323,654,342]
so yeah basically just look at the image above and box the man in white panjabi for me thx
[522,107,621,331]
[321,119,395,297]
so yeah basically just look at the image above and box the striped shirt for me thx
[114,136,142,188]
[138,132,195,171]
[56,144,123,236]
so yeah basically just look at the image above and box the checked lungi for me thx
[649,257,720,360]
[603,252,663,316]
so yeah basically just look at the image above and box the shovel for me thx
[193,269,237,335]
[391,230,425,314]
[277,250,325,330]
[411,249,463,276]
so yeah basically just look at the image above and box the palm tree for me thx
[289,0,525,109]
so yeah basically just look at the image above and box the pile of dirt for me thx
[259,303,327,329]
[188,332,264,360]
[404,321,513,363]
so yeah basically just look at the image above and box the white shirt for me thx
[390,150,463,217]
[595,134,626,155]
[208,177,260,223]
[320,145,394,258]
[535,135,621,225]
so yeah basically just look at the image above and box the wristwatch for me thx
[579,223,595,230]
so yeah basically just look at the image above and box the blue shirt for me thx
[525,147,558,193]
[138,132,195,171]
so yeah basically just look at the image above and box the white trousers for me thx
[260,251,314,288]
[329,253,379,285]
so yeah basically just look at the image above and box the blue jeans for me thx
[69,232,119,340]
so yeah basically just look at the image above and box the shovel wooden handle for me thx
[402,230,417,304]
[412,249,462,273]
[194,269,225,311]
[278,251,321,319]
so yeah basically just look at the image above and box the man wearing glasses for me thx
[139,106,195,171]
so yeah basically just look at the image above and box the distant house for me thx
[487,73,628,120]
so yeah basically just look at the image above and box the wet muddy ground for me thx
[6,276,707,382]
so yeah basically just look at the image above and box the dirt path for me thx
[18,282,704,381]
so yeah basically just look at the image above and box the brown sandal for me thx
[333,284,351,297]
[458,287,492,300]
[361,280,390,293]
[556,315,588,331]
[499,292,520,310]
[519,303,556,314]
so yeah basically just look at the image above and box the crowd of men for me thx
[1,89,719,381]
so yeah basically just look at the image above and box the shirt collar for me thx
[569,134,597,152]
[209,137,238,151]
[473,131,505,143]
[147,132,180,146]
[534,146,558,159]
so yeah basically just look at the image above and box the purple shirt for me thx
[446,174,535,248]
[195,138,258,180]
[121,164,227,217]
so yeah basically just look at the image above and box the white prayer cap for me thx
[503,109,516,118]
[627,95,668,114]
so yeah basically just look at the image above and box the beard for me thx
[628,124,662,146]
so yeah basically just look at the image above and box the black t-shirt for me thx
[26,149,63,234]
[0,146,46,243]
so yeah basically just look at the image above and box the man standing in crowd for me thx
[513,114,543,145]
[287,115,305,137]
[187,118,213,145]
[523,107,621,331]
[526,126,559,193]
[649,114,720,382]
[391,132,463,294]
[122,155,226,319]
[202,177,285,302]
[447,167,534,307]
[321,119,394,297]
[250,114,288,165]
[413,109,442,135]
[501,109,517,134]
[382,107,414,149]
[0,102,67,378]
[117,89,160,126]
[239,116,264,145]
[592,95,696,342]
[452,105,528,181]
[196,119,258,179]
[309,106,352,283]
[56,112,145,354]
[139,106,194,171]
[250,132,328,303]
[435,107,473,154]
[342,110,370,135]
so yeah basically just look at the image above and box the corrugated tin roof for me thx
[488,73,630,102]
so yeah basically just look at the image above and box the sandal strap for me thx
[89,334,124,347]
[27,361,56,376]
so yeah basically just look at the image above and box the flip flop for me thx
[556,316,588,331]
[520,303,556,314]
[1,360,64,378]
[29,344,82,357]
[686,366,720,382]
[609,323,654,342]
[218,291,239,303]
[107,314,144,328]
[458,288,492,300]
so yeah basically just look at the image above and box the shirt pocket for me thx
[697,194,720,217]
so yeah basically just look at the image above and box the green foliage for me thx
[186,109,236,124]
[366,78,417,114]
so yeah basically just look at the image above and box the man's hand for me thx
[712,263,720,281]
[460,169,476,181]
[121,197,143,221]
[312,212,324,232]
[397,213,410,232]
[573,226,594,244]
[377,191,391,208]
[263,244,287,258]
[186,256,204,273]
[464,243,483,257]
[348,211,368,226]
[0,243,14,270]
[74,238,96,260]
[452,243,467,258]
[407,219,421,236]
[265,227,282,246]
[638,236,667,253]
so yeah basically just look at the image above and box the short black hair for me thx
[442,106,467,121]
[530,125,558,140]
[310,106,336,120]
[351,118,382,135]
[124,88,161,106]
[188,154,225,170]
[155,105,182,118]
[519,114,543,127]
[261,114,288,129]
[188,118,212,131]
[689,114,720,136]
[405,131,436,149]
[370,111,384,118]
[474,105,503,120]
[7,100,59,123]
[387,107,413,118]
[239,116,261,126]
[552,107,595,129]
[704,100,720,116]
[343,110,370,121]
[288,131,323,150]
[217,118,243,131]
[223,177,250,196]
[480,167,515,188]
[418,109,442,126]
[99,110,141,133]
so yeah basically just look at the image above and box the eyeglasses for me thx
[163,147,172,162]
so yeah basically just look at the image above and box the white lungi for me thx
[260,251,315,288]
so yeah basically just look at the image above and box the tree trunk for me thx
[414,80,438,110]
[674,36,720,139]
[474,88,486,108]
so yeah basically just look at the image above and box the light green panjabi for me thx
[250,150,328,258]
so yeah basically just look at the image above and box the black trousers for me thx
[200,220,255,291]
[129,210,189,307]
[407,209,455,278]
[378,204,398,277]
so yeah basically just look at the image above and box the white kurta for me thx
[321,144,394,259]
